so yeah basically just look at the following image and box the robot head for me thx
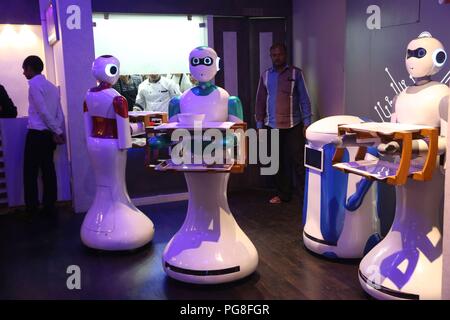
[189,46,220,83]
[92,55,120,85]
[405,32,447,78]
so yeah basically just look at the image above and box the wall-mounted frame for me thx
[45,0,60,45]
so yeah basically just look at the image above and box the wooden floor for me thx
[0,189,368,300]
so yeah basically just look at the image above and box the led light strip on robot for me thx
[165,262,241,276]
[358,270,419,300]
[303,231,337,246]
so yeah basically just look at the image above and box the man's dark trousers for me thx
[273,123,306,204]
[23,129,57,210]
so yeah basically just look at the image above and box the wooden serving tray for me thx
[332,122,439,185]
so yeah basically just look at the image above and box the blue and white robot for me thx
[303,115,381,259]
[161,46,258,284]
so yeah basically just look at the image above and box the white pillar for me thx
[39,0,96,212]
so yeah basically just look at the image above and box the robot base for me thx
[303,230,380,260]
[81,205,154,251]
[303,232,342,259]
[163,239,258,284]
[81,137,154,251]
[358,270,419,300]
[162,172,258,284]
[357,173,443,300]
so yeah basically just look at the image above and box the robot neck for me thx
[90,81,113,92]
[198,81,214,88]
[98,81,112,89]
[413,75,432,86]
[192,81,217,96]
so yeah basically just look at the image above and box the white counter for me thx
[0,117,71,207]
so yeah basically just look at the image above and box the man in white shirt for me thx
[167,73,195,93]
[134,74,181,112]
[22,55,65,214]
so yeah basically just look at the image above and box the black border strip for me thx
[165,262,240,276]
[303,231,337,246]
[358,269,419,300]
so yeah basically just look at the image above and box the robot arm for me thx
[378,94,447,157]
[378,139,446,156]
[83,100,93,139]
[113,96,132,149]
[228,96,244,123]
[168,96,181,122]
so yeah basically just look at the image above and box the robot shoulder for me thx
[169,95,181,119]
[216,86,230,98]
[113,96,129,118]
[228,96,243,121]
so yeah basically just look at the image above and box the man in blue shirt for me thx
[255,43,312,205]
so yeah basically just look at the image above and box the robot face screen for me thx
[191,56,214,66]
[189,47,219,83]
[407,48,427,59]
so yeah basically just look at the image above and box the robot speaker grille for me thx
[436,51,447,64]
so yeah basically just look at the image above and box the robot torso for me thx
[180,86,229,122]
[396,81,448,127]
[85,88,121,119]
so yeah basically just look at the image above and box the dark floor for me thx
[0,189,368,300]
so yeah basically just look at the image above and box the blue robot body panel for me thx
[303,115,381,259]
[228,96,244,121]
[168,96,181,120]
[319,143,349,245]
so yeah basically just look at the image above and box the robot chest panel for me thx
[86,89,120,118]
[396,83,449,127]
[180,88,229,121]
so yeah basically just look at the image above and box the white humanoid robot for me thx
[162,46,258,284]
[359,32,449,299]
[81,55,154,251]
[303,116,381,259]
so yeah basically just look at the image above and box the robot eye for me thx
[417,48,427,58]
[203,57,213,65]
[105,64,118,77]
[191,57,200,66]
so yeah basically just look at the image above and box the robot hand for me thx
[332,134,356,147]
[377,141,401,155]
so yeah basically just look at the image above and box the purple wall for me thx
[345,0,450,120]
[293,0,347,119]
[0,0,40,24]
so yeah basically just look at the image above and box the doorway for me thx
[213,16,288,189]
